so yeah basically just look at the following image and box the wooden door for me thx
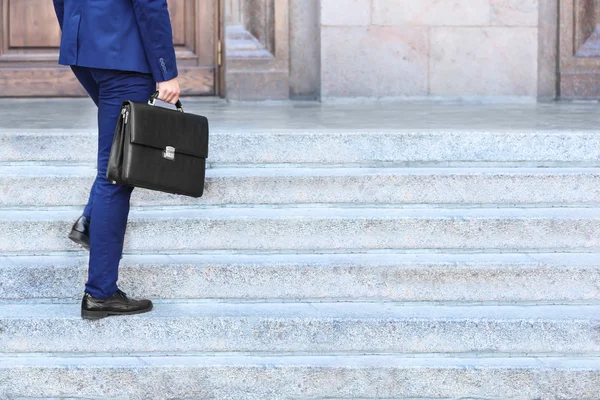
[0,0,220,97]
[559,0,600,99]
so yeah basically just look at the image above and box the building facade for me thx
[0,0,597,101]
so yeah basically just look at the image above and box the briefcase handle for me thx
[148,91,184,113]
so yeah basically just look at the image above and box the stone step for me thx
[2,129,600,166]
[1,207,599,253]
[1,302,599,354]
[2,165,600,207]
[1,355,598,399]
[1,252,599,302]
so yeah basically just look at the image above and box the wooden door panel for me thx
[8,0,61,48]
[171,0,218,95]
[0,0,219,97]
[559,0,600,99]
[169,1,186,46]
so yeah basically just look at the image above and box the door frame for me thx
[538,0,560,101]
[217,0,226,98]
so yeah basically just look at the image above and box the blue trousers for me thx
[71,66,156,299]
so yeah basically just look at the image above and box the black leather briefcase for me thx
[107,92,209,198]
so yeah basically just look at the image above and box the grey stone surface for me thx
[431,27,538,97]
[3,166,600,207]
[321,26,429,97]
[2,355,600,400]
[321,0,371,26]
[538,0,558,101]
[372,0,490,26]
[1,207,600,253]
[289,0,320,99]
[4,129,600,166]
[2,253,600,302]
[322,0,539,99]
[1,302,599,354]
[2,98,600,131]
[5,131,600,167]
[490,0,539,27]
[3,99,600,166]
[3,99,600,397]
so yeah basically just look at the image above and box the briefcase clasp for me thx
[164,146,176,161]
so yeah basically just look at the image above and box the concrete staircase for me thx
[1,123,600,399]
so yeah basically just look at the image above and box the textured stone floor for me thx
[3,98,600,399]
[2,97,600,131]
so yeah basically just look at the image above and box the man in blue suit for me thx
[53,0,181,319]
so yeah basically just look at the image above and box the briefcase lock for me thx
[163,146,176,161]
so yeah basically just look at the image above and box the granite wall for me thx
[290,0,321,99]
[319,0,543,100]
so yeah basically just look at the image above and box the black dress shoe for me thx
[81,289,153,320]
[68,215,90,250]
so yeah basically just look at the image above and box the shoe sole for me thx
[68,230,90,251]
[81,304,153,320]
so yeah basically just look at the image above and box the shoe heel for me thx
[81,309,109,320]
[68,230,90,250]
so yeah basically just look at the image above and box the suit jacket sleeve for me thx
[131,0,179,82]
[53,0,65,30]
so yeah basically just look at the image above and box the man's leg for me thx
[70,66,99,219]
[71,66,99,106]
[84,68,156,299]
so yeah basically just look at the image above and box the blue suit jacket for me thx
[53,0,178,83]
